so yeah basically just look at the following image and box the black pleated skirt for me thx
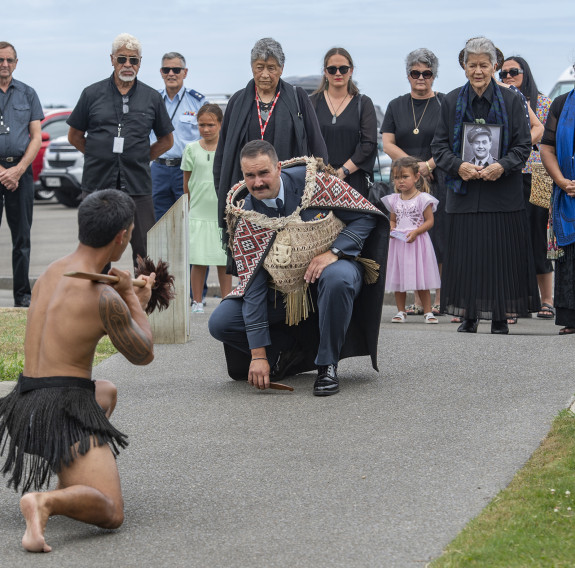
[440,211,540,320]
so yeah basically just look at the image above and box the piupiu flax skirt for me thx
[0,375,127,493]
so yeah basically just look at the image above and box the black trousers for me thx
[0,165,33,302]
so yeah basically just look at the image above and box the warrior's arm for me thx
[331,211,377,257]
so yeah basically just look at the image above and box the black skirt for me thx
[0,375,127,494]
[440,211,540,320]
[554,243,575,327]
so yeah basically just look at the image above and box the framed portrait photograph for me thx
[462,122,502,165]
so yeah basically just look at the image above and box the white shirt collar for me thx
[261,178,285,209]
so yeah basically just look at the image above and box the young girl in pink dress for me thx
[382,157,441,324]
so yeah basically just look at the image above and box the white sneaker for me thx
[191,301,204,314]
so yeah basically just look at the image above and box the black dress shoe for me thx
[457,318,479,333]
[270,345,304,380]
[491,319,509,334]
[14,295,31,308]
[313,364,339,396]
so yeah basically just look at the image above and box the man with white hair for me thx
[67,33,174,266]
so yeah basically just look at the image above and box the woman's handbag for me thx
[530,163,553,209]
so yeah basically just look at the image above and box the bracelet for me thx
[251,357,267,361]
[425,160,433,173]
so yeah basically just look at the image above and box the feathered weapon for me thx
[64,255,176,315]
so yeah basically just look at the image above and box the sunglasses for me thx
[122,96,129,114]
[326,65,351,75]
[0,57,15,64]
[115,55,141,66]
[161,67,184,74]
[410,70,433,80]
[499,68,524,79]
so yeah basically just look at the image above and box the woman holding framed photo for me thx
[431,37,539,334]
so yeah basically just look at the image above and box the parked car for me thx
[549,65,575,100]
[38,136,83,208]
[33,109,72,200]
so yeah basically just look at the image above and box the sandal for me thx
[559,327,575,335]
[451,316,463,324]
[431,304,443,316]
[406,304,424,315]
[424,312,438,324]
[537,303,556,319]
[507,316,518,325]
[392,311,407,323]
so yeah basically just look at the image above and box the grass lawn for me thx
[429,410,575,567]
[0,309,117,381]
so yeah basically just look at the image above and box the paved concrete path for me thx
[0,305,573,567]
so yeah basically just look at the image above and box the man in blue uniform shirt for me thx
[151,52,207,221]
[0,41,43,307]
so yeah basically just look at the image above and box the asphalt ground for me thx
[0,198,574,567]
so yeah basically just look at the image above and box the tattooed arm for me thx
[98,268,155,365]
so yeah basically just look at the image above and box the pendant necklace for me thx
[199,139,217,162]
[326,91,349,124]
[410,96,431,135]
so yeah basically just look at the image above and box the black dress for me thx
[381,93,448,262]
[431,82,540,321]
[310,93,377,198]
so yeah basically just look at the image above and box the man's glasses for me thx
[115,55,141,66]
[410,70,433,80]
[0,58,15,64]
[326,65,351,75]
[161,67,184,75]
[499,68,524,79]
[122,96,129,114]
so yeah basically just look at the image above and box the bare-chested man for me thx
[0,189,155,553]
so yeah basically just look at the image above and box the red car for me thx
[33,108,72,200]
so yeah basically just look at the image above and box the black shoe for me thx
[491,320,509,334]
[457,318,478,333]
[313,364,339,396]
[270,345,304,380]
[14,295,31,308]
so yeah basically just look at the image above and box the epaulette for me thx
[187,89,205,101]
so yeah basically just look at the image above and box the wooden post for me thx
[147,194,190,343]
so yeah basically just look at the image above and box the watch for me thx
[330,247,344,259]
[342,166,351,177]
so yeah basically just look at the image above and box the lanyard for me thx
[255,87,280,140]
[0,88,14,124]
[169,93,184,122]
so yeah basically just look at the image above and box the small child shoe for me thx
[424,312,438,324]
[392,311,407,323]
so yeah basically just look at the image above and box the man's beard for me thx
[119,71,136,82]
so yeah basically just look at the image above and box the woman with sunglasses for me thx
[381,48,446,316]
[309,48,378,198]
[501,56,554,321]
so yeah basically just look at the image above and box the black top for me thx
[310,93,378,172]
[541,92,573,148]
[380,92,444,160]
[0,78,44,157]
[67,75,174,195]
[431,82,531,214]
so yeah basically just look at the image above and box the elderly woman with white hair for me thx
[214,37,328,260]
[381,48,446,316]
[431,36,539,334]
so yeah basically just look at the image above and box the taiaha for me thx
[64,256,176,315]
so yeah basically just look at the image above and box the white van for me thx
[549,65,575,100]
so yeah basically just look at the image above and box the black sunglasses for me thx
[326,65,351,75]
[161,67,184,74]
[115,55,141,66]
[499,68,524,79]
[410,70,433,80]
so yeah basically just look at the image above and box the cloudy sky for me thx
[7,0,575,112]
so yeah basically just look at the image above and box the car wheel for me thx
[34,188,55,201]
[54,190,82,208]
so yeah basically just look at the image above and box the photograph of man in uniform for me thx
[463,124,500,166]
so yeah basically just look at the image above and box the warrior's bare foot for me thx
[20,493,52,552]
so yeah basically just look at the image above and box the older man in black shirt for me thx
[0,41,43,307]
[67,33,174,266]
